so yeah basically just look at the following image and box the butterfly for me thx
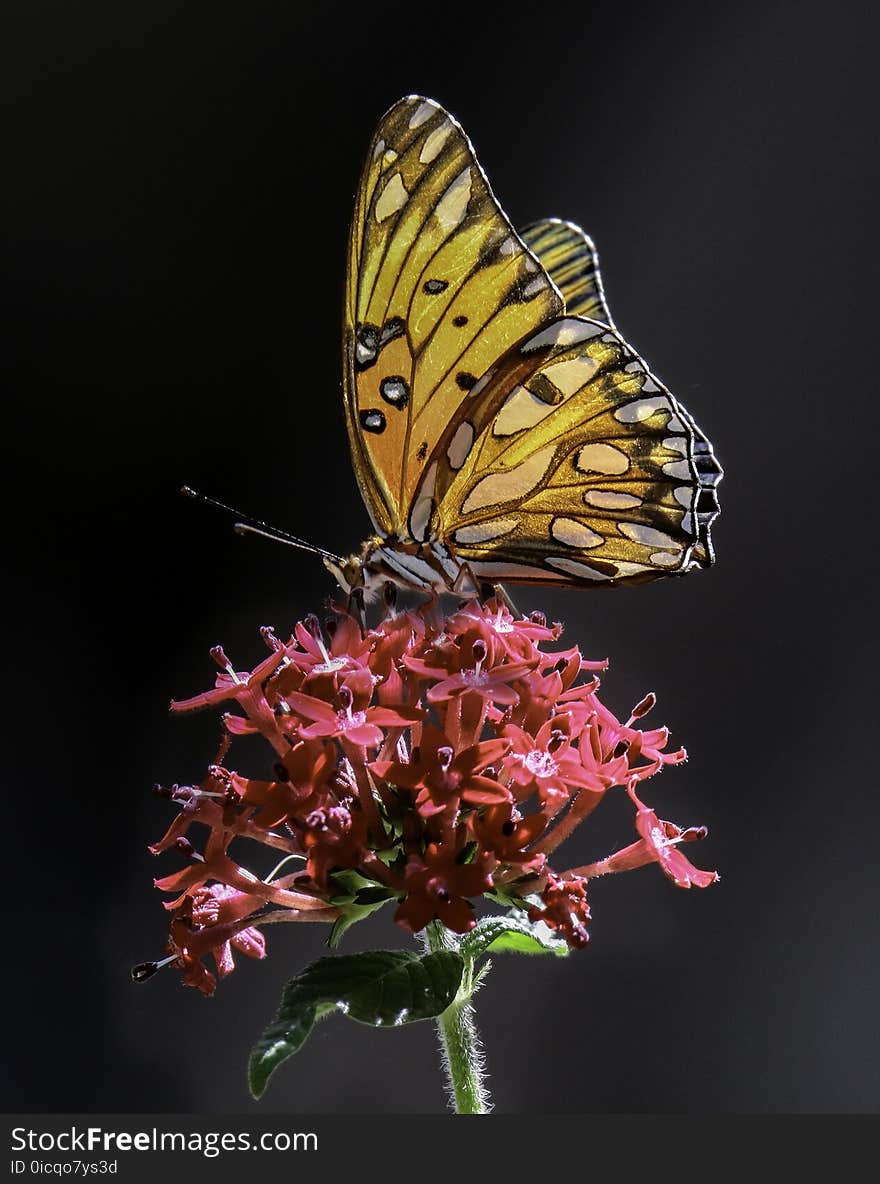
[323,95,722,602]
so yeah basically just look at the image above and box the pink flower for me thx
[528,873,591,949]
[470,803,546,871]
[284,668,422,747]
[371,724,511,817]
[502,717,595,815]
[395,843,496,935]
[571,784,718,889]
[408,637,537,707]
[138,597,717,991]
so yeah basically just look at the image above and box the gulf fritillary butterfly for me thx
[324,95,722,601]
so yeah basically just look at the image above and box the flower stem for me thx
[424,921,491,1115]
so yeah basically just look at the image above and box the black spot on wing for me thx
[380,376,410,409]
[360,409,387,434]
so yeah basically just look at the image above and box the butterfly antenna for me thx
[180,486,342,563]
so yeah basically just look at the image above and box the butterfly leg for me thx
[490,582,521,618]
[347,586,367,637]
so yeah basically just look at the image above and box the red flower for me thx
[528,873,591,949]
[190,884,267,978]
[294,801,369,887]
[502,718,595,815]
[395,843,496,934]
[445,598,562,662]
[371,724,511,817]
[285,669,422,748]
[470,803,546,870]
[139,596,717,992]
[571,784,718,889]
[236,739,337,828]
[407,637,537,707]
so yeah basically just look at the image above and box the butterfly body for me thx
[336,96,721,598]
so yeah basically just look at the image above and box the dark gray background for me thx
[3,0,877,1112]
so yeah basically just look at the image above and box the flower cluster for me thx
[138,598,717,995]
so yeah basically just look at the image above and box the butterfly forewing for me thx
[344,96,563,539]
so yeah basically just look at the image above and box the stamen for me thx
[265,852,306,882]
[210,645,242,684]
[629,692,656,722]
[131,953,178,982]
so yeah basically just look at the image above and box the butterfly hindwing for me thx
[433,317,721,586]
[520,219,614,325]
[344,96,563,539]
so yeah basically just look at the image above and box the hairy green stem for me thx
[424,921,491,1115]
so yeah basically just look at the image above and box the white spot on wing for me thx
[409,462,437,542]
[447,421,475,470]
[493,386,553,437]
[521,276,548,299]
[462,445,555,514]
[453,518,518,544]
[522,319,603,353]
[584,490,643,509]
[419,121,452,163]
[576,443,629,475]
[550,518,604,549]
[662,436,688,455]
[662,460,692,480]
[542,355,597,396]
[408,100,436,129]
[546,556,614,581]
[614,397,671,423]
[435,168,472,231]
[650,551,680,568]
[470,560,567,581]
[619,522,682,550]
[375,173,409,222]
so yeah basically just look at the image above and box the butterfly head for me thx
[322,537,388,603]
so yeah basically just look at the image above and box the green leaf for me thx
[460,914,569,962]
[327,894,393,948]
[328,869,380,901]
[484,886,530,910]
[248,949,465,1098]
